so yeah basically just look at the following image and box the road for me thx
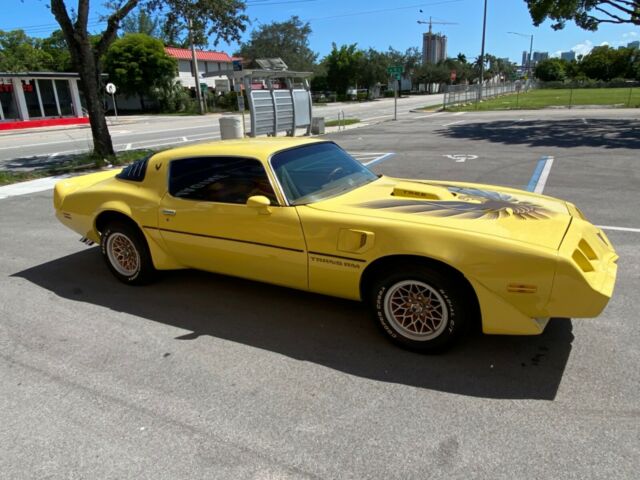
[0,94,442,169]
[1,108,638,479]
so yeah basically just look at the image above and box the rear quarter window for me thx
[116,156,151,182]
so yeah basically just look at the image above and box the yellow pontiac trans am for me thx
[54,138,618,352]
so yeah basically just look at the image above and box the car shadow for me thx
[13,249,574,400]
[438,118,640,150]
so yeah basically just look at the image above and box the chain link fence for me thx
[443,81,535,109]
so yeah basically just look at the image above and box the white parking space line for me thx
[452,112,466,116]
[442,120,465,127]
[533,157,554,194]
[526,156,555,193]
[363,152,396,167]
[597,225,640,233]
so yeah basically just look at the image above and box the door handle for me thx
[162,209,176,216]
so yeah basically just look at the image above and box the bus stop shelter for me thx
[204,62,313,137]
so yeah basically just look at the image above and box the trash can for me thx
[219,116,244,139]
[311,117,325,135]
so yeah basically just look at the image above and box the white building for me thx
[165,47,235,92]
[0,72,83,124]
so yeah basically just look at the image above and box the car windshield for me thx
[271,142,378,205]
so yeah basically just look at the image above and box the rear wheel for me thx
[100,221,155,285]
[370,267,470,352]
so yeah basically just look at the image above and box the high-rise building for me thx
[560,51,576,61]
[521,51,530,67]
[422,32,447,64]
[628,41,640,49]
[532,51,549,64]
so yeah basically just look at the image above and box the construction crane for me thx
[417,17,458,34]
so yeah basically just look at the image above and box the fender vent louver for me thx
[116,156,151,182]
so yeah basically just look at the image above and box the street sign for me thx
[105,83,118,121]
[200,82,208,93]
[388,67,403,121]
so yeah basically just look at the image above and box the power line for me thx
[247,0,317,5]
[307,0,464,22]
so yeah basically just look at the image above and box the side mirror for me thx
[246,195,272,214]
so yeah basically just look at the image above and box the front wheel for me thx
[100,221,156,285]
[370,268,470,352]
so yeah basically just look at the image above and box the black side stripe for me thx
[308,251,367,263]
[143,226,304,253]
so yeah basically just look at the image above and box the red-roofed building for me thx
[165,47,233,91]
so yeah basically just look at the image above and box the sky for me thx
[1,0,638,63]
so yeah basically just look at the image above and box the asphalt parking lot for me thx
[1,108,638,479]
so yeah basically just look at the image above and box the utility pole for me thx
[478,0,488,102]
[528,34,534,80]
[508,31,534,81]
[188,18,205,115]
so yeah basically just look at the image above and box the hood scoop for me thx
[392,182,456,201]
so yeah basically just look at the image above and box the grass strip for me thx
[325,118,360,127]
[448,87,639,111]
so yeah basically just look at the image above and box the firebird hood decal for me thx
[356,185,555,220]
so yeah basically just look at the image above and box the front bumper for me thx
[547,217,618,318]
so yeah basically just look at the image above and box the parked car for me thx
[53,138,618,352]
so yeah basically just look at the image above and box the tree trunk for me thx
[75,41,114,158]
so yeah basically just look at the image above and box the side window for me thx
[168,157,278,204]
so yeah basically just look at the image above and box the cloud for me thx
[567,32,637,58]
[571,40,594,56]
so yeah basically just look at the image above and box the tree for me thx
[580,45,637,79]
[0,30,53,72]
[103,34,177,110]
[414,63,449,92]
[525,0,640,30]
[50,0,248,160]
[236,16,317,71]
[357,49,388,90]
[325,43,364,95]
[40,30,74,72]
[154,0,248,48]
[121,8,161,37]
[535,58,567,81]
